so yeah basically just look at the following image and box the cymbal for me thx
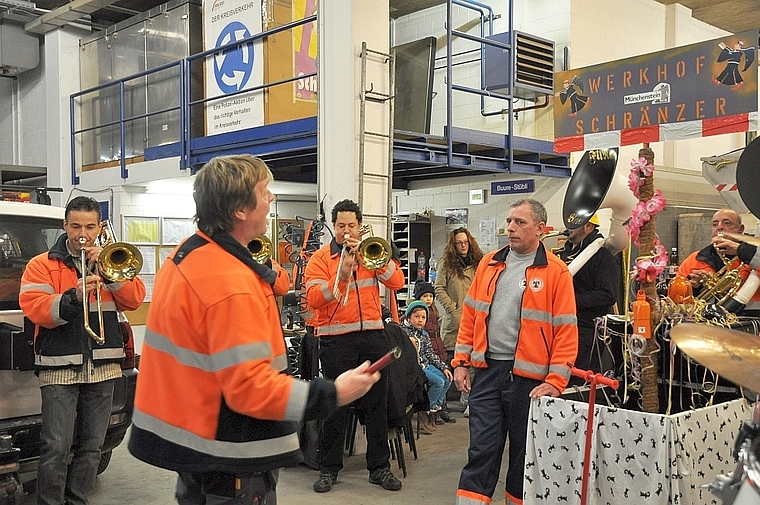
[670,323,760,392]
[720,232,760,249]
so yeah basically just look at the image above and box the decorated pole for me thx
[636,145,661,413]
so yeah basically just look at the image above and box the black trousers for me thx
[317,330,391,475]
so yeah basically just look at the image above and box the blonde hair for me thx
[194,155,273,235]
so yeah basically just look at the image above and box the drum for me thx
[736,437,760,505]
[710,435,760,505]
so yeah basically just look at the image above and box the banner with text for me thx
[293,0,317,102]
[554,30,759,153]
[204,0,264,135]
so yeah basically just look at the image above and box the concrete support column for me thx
[317,0,390,236]
[44,27,83,207]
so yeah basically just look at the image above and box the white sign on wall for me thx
[203,0,264,135]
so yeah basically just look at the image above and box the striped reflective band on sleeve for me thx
[144,328,273,372]
[376,261,396,281]
[51,293,65,325]
[463,294,489,313]
[20,283,55,294]
[306,279,335,302]
[132,409,301,459]
[553,313,577,326]
[283,378,309,422]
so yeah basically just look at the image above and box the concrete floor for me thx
[17,403,511,505]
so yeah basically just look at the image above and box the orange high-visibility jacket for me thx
[304,239,405,336]
[20,233,145,368]
[452,243,578,392]
[129,232,337,474]
[271,258,291,296]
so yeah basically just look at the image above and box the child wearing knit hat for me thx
[412,281,456,424]
[402,297,453,433]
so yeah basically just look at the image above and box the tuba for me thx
[81,221,143,344]
[694,245,744,306]
[561,148,637,275]
[247,235,273,264]
[703,136,760,314]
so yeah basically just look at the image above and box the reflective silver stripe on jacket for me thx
[92,347,126,360]
[144,328,274,372]
[36,354,83,366]
[376,261,397,282]
[317,319,384,336]
[283,378,309,422]
[132,409,301,459]
[463,294,489,313]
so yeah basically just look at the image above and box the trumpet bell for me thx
[99,242,144,282]
[357,236,391,270]
[247,235,273,264]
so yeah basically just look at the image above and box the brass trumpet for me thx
[247,235,273,264]
[81,221,143,345]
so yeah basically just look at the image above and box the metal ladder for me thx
[357,41,395,241]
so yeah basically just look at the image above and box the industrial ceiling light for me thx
[0,0,36,10]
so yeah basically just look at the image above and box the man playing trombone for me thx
[304,199,405,493]
[19,196,146,505]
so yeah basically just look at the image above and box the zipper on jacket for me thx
[539,327,550,357]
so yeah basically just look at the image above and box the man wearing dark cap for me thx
[557,213,620,379]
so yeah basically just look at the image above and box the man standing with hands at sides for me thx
[128,156,379,505]
[305,199,405,493]
[557,213,620,380]
[20,196,146,505]
[453,199,578,505]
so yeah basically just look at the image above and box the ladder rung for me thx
[365,131,390,138]
[363,172,389,179]
[363,213,390,220]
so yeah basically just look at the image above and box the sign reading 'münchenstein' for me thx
[553,30,758,153]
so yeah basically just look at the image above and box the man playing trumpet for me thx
[304,199,405,493]
[20,196,146,505]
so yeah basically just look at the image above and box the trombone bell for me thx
[99,242,143,282]
[248,235,273,264]
[357,233,391,271]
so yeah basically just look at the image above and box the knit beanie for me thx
[413,281,435,300]
[405,300,429,318]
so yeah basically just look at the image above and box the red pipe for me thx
[570,367,619,505]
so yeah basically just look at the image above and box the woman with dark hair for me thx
[434,228,483,415]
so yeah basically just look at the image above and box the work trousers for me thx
[176,470,278,505]
[37,380,115,505]
[456,360,539,505]
[317,330,391,475]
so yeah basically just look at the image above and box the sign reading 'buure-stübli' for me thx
[553,30,759,153]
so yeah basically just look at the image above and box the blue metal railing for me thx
[446,0,514,172]
[70,14,316,183]
[70,59,186,183]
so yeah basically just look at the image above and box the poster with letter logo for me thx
[204,0,264,135]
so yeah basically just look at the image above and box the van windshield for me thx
[0,216,64,310]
